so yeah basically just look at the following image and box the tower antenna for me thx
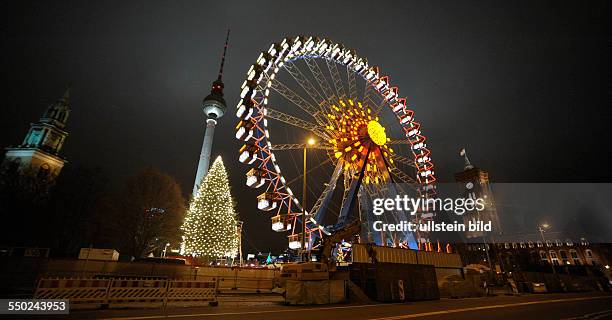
[217,29,230,81]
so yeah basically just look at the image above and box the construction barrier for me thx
[107,279,168,308]
[166,280,217,307]
[34,278,217,309]
[34,279,111,306]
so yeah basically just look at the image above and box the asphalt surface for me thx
[37,292,612,320]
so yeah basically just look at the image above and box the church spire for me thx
[61,83,71,103]
[459,148,474,170]
[42,84,71,128]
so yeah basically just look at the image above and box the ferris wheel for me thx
[234,36,436,250]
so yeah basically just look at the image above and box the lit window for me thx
[570,249,581,265]
[549,251,559,266]
[585,249,595,266]
[528,241,534,248]
[559,250,570,265]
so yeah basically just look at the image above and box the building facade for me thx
[2,88,71,182]
[453,149,502,238]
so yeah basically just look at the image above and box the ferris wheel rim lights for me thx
[234,35,437,244]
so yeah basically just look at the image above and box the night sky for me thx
[1,1,609,253]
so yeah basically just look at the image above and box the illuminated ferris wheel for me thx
[234,36,436,250]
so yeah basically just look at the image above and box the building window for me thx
[540,251,548,263]
[537,241,543,248]
[512,242,518,249]
[581,238,589,246]
[504,243,510,249]
[37,163,50,180]
[559,250,570,265]
[585,249,595,265]
[566,239,573,246]
[555,240,562,247]
[520,242,526,249]
[570,249,581,265]
[528,241,534,248]
[546,240,553,247]
[549,251,559,266]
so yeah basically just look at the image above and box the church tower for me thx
[3,87,71,181]
[192,30,230,197]
[454,149,502,238]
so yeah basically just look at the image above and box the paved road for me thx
[58,292,612,320]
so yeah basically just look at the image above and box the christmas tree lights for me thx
[182,156,239,260]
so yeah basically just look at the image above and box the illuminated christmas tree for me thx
[182,156,239,261]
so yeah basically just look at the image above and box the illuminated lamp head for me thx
[367,120,387,146]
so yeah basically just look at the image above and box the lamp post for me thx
[162,242,170,258]
[236,220,244,267]
[538,223,557,275]
[301,138,316,262]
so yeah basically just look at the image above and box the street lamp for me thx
[538,223,556,275]
[236,221,244,267]
[162,242,170,258]
[301,137,316,261]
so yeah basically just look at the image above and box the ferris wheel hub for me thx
[367,120,387,146]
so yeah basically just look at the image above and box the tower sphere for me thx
[202,88,226,119]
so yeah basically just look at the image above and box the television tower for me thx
[193,30,230,197]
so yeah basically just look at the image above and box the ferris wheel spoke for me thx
[389,166,418,185]
[390,153,417,169]
[303,57,338,105]
[265,74,328,126]
[362,82,378,110]
[283,61,328,112]
[373,96,389,116]
[387,139,411,145]
[346,65,357,101]
[265,107,329,140]
[325,59,347,100]
[270,143,332,151]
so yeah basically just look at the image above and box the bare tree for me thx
[110,167,186,258]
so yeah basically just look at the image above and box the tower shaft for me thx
[193,118,217,196]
